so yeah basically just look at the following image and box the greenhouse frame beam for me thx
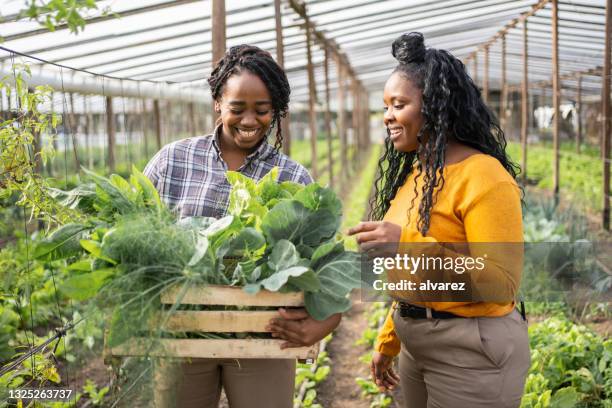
[465,0,550,62]
[0,59,209,102]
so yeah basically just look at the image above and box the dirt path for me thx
[316,296,372,408]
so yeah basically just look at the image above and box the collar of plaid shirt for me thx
[210,124,276,166]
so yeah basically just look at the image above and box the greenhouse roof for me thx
[0,0,608,102]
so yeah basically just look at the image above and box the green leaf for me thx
[81,239,117,265]
[60,269,115,301]
[268,239,300,271]
[188,236,209,266]
[34,223,89,261]
[305,251,361,320]
[229,228,266,253]
[305,292,351,321]
[259,266,311,292]
[287,270,320,292]
[550,387,579,408]
[262,201,338,247]
[203,215,234,236]
[311,240,344,266]
[293,184,342,217]
[279,181,302,196]
[131,165,162,210]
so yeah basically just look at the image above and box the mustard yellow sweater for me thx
[375,153,523,357]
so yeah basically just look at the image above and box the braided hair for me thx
[207,44,290,153]
[369,32,520,236]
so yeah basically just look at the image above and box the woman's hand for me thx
[266,308,341,349]
[348,221,402,254]
[371,351,399,392]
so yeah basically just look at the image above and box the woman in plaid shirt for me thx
[144,44,341,408]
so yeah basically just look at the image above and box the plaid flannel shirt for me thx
[143,127,313,218]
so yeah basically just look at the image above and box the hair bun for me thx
[392,32,426,64]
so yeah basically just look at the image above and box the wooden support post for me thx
[305,20,318,179]
[165,101,172,146]
[106,96,115,173]
[189,102,196,136]
[351,77,359,170]
[29,88,42,175]
[602,0,611,229]
[521,20,528,183]
[153,100,162,150]
[336,55,347,184]
[274,0,291,156]
[552,0,560,197]
[69,93,81,172]
[84,96,93,170]
[141,100,149,159]
[212,0,226,121]
[483,46,489,104]
[473,53,478,85]
[500,35,507,128]
[324,46,333,188]
[576,75,582,154]
[364,89,370,148]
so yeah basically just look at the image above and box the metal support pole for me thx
[552,0,560,197]
[521,20,528,183]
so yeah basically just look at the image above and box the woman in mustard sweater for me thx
[349,32,530,408]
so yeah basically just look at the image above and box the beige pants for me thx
[153,358,296,408]
[392,308,530,408]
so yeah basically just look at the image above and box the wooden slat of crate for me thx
[109,338,318,360]
[160,284,304,306]
[160,310,279,332]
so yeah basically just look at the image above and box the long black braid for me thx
[207,44,290,154]
[369,32,521,236]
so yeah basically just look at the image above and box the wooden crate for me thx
[103,285,319,361]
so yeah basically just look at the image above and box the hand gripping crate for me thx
[103,285,319,362]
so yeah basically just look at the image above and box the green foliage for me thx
[83,379,109,406]
[0,66,77,225]
[507,143,602,211]
[11,0,111,35]
[521,316,611,408]
[39,166,361,345]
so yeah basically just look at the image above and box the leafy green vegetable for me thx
[48,166,361,324]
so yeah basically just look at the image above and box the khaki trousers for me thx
[392,308,530,408]
[153,358,296,408]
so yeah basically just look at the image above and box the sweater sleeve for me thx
[374,304,401,357]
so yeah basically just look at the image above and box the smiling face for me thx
[383,71,424,152]
[215,70,274,152]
